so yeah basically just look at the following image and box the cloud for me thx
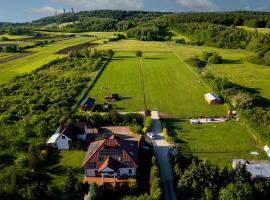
[27,6,63,16]
[176,0,218,11]
[50,0,144,11]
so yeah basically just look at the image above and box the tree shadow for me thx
[222,59,242,64]
[144,57,165,60]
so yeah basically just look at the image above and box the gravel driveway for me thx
[151,111,178,200]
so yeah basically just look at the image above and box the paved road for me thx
[151,111,178,200]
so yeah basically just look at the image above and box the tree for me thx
[232,93,254,109]
[87,183,101,200]
[219,183,253,200]
[135,50,142,57]
[263,51,270,66]
[64,168,79,193]
[128,178,138,191]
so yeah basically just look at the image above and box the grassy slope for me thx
[0,34,32,39]
[168,119,268,167]
[0,36,94,84]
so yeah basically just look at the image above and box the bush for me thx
[135,50,142,57]
[176,39,185,44]
[232,93,254,109]
[185,57,206,68]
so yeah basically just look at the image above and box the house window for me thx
[128,169,132,174]
[62,136,65,139]
[99,157,103,162]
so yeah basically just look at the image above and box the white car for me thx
[147,132,155,139]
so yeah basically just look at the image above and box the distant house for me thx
[80,97,95,112]
[204,93,222,104]
[47,123,88,150]
[82,134,138,188]
[232,159,270,179]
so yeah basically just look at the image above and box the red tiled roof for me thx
[98,157,126,172]
[82,134,138,169]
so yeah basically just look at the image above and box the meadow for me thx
[0,36,95,84]
[165,119,268,167]
[237,26,270,34]
[91,42,226,116]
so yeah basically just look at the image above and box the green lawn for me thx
[0,34,32,39]
[166,119,268,167]
[0,36,95,84]
[89,51,226,116]
[45,150,86,185]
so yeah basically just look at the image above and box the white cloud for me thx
[177,0,218,11]
[50,0,144,11]
[27,6,64,16]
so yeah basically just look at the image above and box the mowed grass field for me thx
[166,119,268,167]
[0,36,95,84]
[237,26,270,34]
[90,47,226,116]
[167,43,270,101]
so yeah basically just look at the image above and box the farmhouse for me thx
[204,93,222,104]
[232,159,270,179]
[47,123,88,150]
[82,134,138,188]
[80,96,95,112]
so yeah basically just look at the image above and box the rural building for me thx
[47,123,88,149]
[190,119,200,125]
[232,159,270,179]
[204,93,222,104]
[264,145,270,158]
[80,97,95,112]
[82,134,138,188]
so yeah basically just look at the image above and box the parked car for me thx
[147,132,155,139]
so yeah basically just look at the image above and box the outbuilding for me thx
[204,93,222,104]
[80,97,95,112]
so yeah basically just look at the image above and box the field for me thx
[238,26,270,34]
[0,34,32,39]
[166,119,268,167]
[0,36,95,84]
[91,40,226,117]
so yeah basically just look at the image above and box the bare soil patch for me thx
[55,42,99,54]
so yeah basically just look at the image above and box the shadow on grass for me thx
[222,59,242,64]
[144,57,165,60]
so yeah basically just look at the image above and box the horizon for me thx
[1,0,270,23]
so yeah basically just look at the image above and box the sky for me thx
[0,0,270,22]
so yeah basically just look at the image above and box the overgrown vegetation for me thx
[0,49,113,199]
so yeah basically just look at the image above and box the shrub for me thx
[135,50,142,57]
[176,39,185,44]
[185,57,206,68]
[232,93,254,109]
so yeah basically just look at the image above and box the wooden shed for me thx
[204,93,221,104]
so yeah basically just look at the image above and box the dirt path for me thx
[151,111,178,200]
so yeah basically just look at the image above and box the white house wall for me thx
[86,169,96,177]
[56,135,71,150]
[119,168,136,176]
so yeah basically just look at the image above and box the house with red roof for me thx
[81,134,138,187]
[47,123,88,150]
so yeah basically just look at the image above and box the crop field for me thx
[0,36,95,84]
[165,119,268,167]
[89,50,226,116]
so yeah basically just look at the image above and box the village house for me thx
[81,134,138,188]
[47,123,88,150]
[232,159,270,179]
[204,93,222,104]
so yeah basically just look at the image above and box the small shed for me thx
[190,119,200,125]
[204,93,221,104]
[80,97,95,112]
